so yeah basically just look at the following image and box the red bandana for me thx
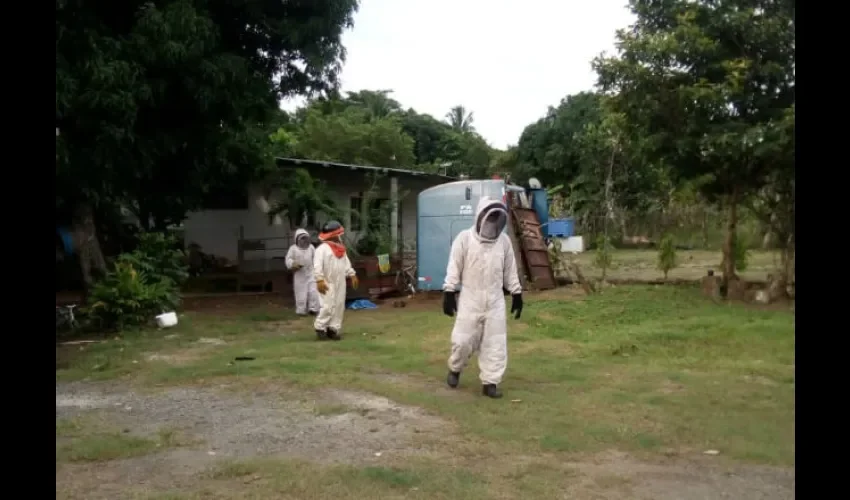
[319,228,347,258]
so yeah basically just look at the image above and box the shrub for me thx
[88,232,188,331]
[732,234,749,272]
[88,262,176,330]
[122,232,189,286]
[594,234,614,280]
[657,234,678,279]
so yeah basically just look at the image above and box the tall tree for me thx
[56,0,359,290]
[293,106,415,167]
[445,105,475,133]
[345,90,402,120]
[593,0,795,286]
[513,92,604,187]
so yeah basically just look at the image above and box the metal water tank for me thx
[416,179,508,291]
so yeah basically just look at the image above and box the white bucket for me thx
[155,311,178,328]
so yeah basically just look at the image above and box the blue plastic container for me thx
[547,218,574,238]
[528,188,549,237]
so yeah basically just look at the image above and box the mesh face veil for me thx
[296,234,310,249]
[477,207,507,240]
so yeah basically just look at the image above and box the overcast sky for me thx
[283,0,635,150]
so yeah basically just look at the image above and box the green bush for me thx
[657,234,678,279]
[732,234,749,272]
[121,232,189,286]
[88,232,188,331]
[88,262,176,330]
[594,234,614,280]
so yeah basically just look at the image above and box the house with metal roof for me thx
[182,157,453,293]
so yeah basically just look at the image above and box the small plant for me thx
[547,241,566,278]
[122,232,189,286]
[732,235,749,272]
[594,234,614,281]
[87,232,189,331]
[657,234,678,280]
[88,262,176,330]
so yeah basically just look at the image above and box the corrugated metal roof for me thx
[275,157,455,181]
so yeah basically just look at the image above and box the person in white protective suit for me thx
[442,197,523,399]
[285,229,320,316]
[313,220,359,341]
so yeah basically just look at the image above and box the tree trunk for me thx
[781,234,795,297]
[603,146,617,239]
[139,204,152,231]
[720,188,739,288]
[72,204,108,302]
[619,213,628,241]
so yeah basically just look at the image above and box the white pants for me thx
[293,271,320,315]
[447,291,508,385]
[314,281,347,332]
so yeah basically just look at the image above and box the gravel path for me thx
[56,381,445,461]
[56,380,447,499]
[56,381,794,500]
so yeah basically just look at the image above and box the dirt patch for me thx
[368,372,480,401]
[562,450,794,500]
[657,380,687,394]
[56,381,446,463]
[512,338,577,356]
[743,375,779,386]
[529,285,589,301]
[258,319,312,336]
[181,294,293,314]
[56,380,449,499]
[144,350,209,366]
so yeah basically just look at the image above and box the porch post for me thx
[390,175,399,255]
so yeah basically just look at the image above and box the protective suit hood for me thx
[294,228,310,248]
[286,228,320,315]
[473,197,508,242]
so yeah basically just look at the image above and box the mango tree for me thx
[593,0,795,289]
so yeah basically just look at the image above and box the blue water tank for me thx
[416,179,509,291]
[528,189,549,237]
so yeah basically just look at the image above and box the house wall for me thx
[183,168,444,262]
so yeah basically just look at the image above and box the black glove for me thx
[443,291,457,317]
[510,293,523,319]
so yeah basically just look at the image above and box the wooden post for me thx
[390,175,399,255]
[237,225,244,292]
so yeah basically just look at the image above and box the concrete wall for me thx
[183,168,444,262]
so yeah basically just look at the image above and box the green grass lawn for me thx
[56,285,795,498]
[571,248,778,281]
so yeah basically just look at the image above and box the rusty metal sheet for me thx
[509,207,556,291]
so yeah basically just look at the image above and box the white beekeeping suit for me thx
[442,197,523,399]
[313,221,358,341]
[285,229,320,316]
